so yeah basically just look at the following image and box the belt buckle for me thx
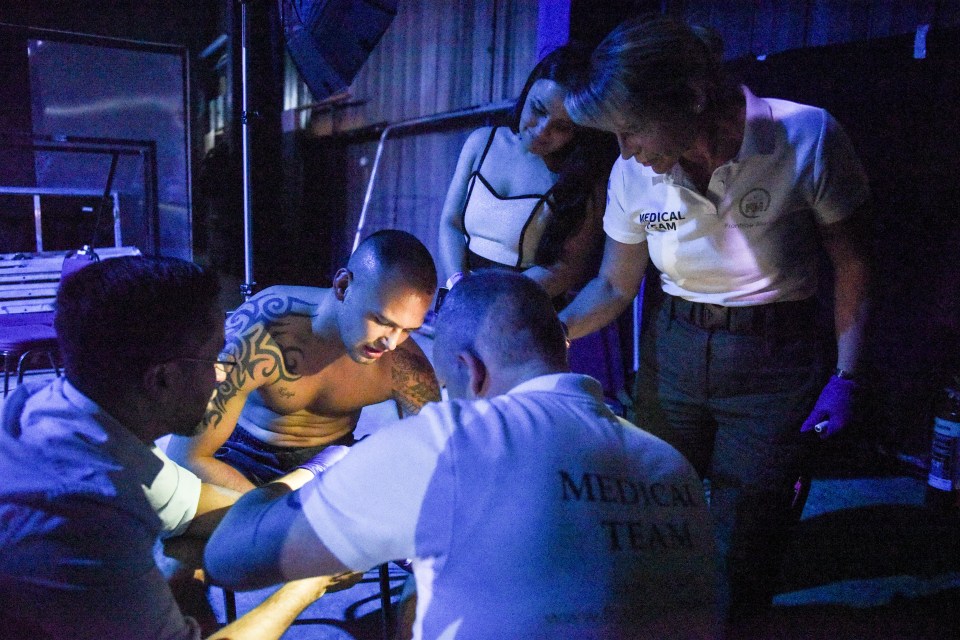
[698,303,729,330]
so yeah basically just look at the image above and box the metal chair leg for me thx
[224,589,237,623]
[47,351,61,378]
[3,353,11,397]
[218,566,394,636]
[16,350,35,385]
[17,347,58,385]
[379,563,393,640]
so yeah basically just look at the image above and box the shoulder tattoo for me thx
[391,346,441,417]
[203,294,317,429]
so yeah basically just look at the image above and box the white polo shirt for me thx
[604,87,869,305]
[300,373,719,639]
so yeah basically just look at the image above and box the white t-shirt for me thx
[604,87,870,305]
[300,373,719,639]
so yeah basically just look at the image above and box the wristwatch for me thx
[834,367,857,381]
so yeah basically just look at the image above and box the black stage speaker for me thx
[281,0,398,100]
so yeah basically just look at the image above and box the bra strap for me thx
[514,182,557,268]
[475,126,499,173]
[462,127,500,256]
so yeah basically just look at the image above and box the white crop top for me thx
[461,127,555,269]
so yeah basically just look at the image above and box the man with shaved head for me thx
[205,270,720,639]
[168,230,440,492]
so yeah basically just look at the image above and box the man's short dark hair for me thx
[55,256,221,396]
[434,270,567,370]
[352,229,437,295]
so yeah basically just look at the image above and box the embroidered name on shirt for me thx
[632,210,686,231]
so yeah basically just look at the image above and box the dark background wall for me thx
[0,1,209,46]
[575,0,958,56]
[1,0,959,458]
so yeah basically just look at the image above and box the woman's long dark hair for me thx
[511,44,618,267]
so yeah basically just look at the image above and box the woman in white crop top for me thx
[437,44,617,299]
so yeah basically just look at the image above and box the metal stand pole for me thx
[239,0,256,300]
[354,99,513,253]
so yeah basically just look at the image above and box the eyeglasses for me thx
[173,356,239,382]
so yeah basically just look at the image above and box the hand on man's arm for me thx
[204,576,333,640]
[204,446,357,592]
[559,237,648,340]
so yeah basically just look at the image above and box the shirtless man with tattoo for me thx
[167,230,440,493]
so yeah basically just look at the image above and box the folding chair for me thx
[0,246,100,396]
[0,321,59,396]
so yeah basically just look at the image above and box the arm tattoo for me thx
[392,347,441,417]
[203,378,241,429]
[203,294,317,428]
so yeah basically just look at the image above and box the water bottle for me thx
[925,383,960,513]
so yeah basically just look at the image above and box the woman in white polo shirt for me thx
[558,14,871,624]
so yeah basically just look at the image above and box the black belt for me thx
[667,294,817,334]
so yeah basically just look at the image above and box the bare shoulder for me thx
[255,285,325,309]
[391,336,433,372]
[458,126,497,165]
[225,286,322,337]
[465,125,495,150]
[265,284,327,303]
[222,286,323,387]
[387,337,440,416]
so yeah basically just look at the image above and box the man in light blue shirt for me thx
[0,256,348,639]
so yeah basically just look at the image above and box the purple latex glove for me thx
[297,445,350,476]
[800,375,858,439]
